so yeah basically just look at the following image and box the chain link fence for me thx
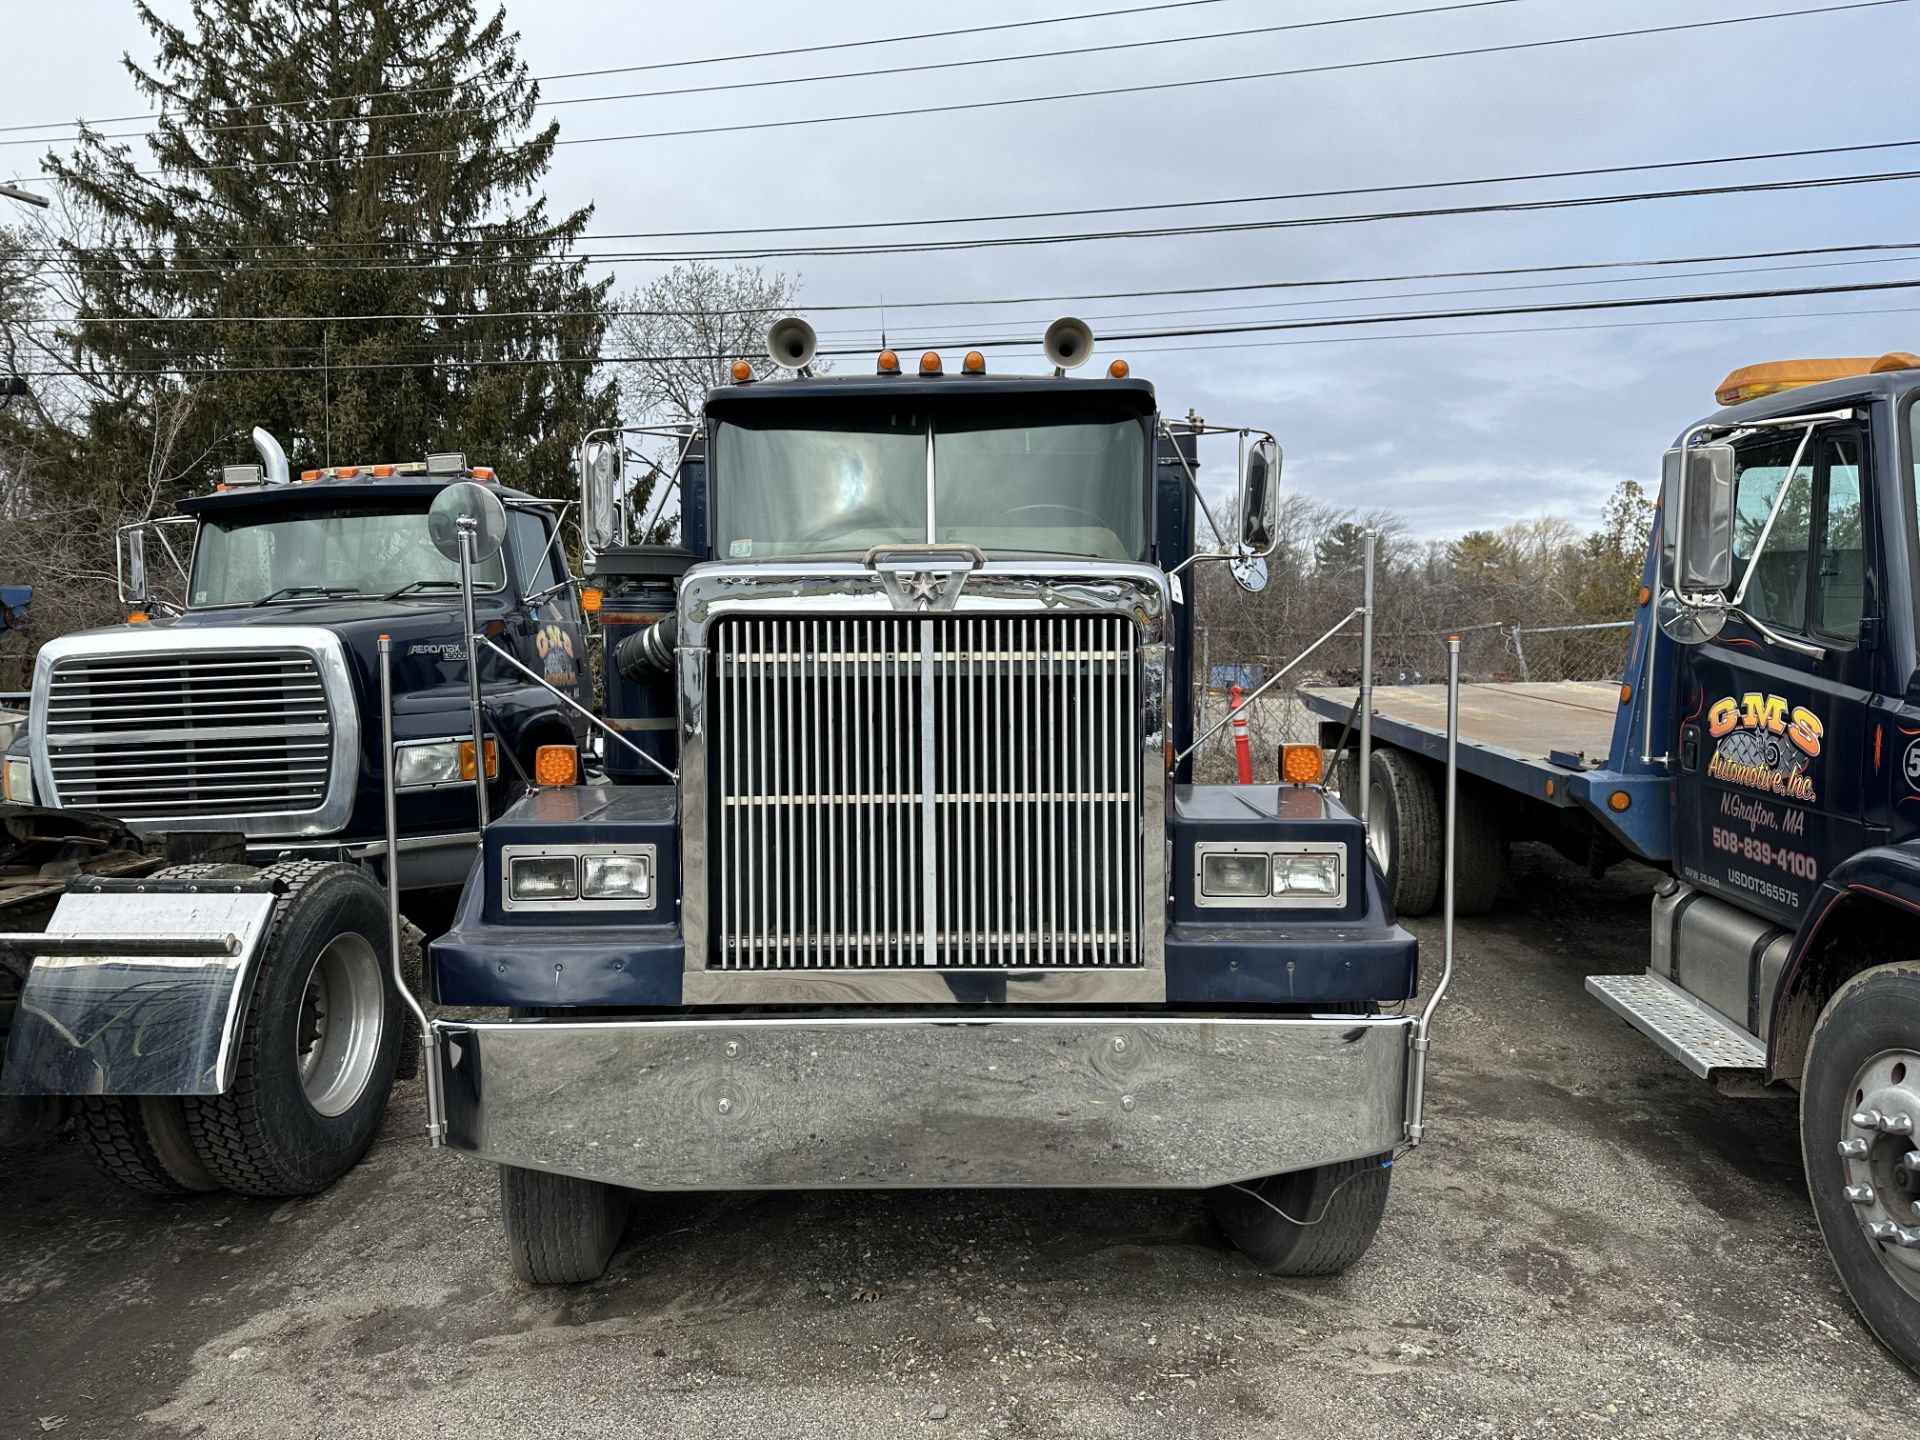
[1190,619,1631,783]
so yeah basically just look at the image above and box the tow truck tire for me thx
[1801,963,1920,1373]
[1348,749,1442,917]
[74,1096,220,1195]
[1451,783,1507,916]
[1208,1155,1393,1275]
[72,862,258,1196]
[184,860,400,1197]
[499,1165,629,1284]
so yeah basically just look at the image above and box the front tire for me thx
[184,861,400,1197]
[1209,1156,1392,1275]
[499,1165,629,1284]
[1803,963,1920,1373]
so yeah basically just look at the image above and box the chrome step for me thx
[1585,971,1767,1080]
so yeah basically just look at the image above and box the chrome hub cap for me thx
[294,933,384,1118]
[1839,1048,1920,1298]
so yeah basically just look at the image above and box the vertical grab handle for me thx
[1404,633,1460,1146]
[379,634,447,1147]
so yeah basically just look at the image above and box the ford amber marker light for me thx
[509,854,578,902]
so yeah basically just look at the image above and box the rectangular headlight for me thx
[1201,852,1271,898]
[509,854,578,901]
[584,852,651,901]
[395,739,464,789]
[1275,852,1341,895]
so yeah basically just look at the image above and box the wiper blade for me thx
[380,578,464,600]
[254,584,362,605]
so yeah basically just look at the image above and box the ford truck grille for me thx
[712,614,1141,969]
[44,648,334,819]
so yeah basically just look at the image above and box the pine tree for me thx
[46,0,613,505]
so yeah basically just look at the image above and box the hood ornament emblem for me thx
[864,543,987,614]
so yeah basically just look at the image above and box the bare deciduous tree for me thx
[609,262,806,427]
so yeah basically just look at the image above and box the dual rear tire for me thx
[1338,748,1504,917]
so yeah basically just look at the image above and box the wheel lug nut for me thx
[1882,1113,1916,1136]
[1899,1228,1920,1250]
[1854,1109,1885,1130]
[1839,1138,1871,1158]
[1867,1220,1901,1241]
[1845,1183,1876,1205]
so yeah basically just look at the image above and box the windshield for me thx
[189,504,506,608]
[712,402,1149,560]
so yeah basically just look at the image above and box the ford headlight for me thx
[395,739,464,789]
[3,755,31,804]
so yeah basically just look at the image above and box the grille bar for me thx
[46,647,336,820]
[714,613,1140,970]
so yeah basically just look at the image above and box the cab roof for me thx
[177,474,543,517]
[1700,364,1920,433]
[703,373,1157,418]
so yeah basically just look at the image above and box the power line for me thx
[20,274,1920,376]
[17,134,1918,260]
[29,243,1920,336]
[10,0,1899,187]
[31,165,1920,279]
[0,1,1536,150]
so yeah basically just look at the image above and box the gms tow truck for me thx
[1305,351,1920,1369]
[413,318,1456,1284]
[0,434,585,1198]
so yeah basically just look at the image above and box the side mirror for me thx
[119,526,149,609]
[582,439,623,553]
[1660,443,1735,594]
[1237,437,1281,555]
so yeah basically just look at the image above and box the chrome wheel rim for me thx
[1838,1047,1920,1300]
[294,933,384,1118]
[1365,778,1391,873]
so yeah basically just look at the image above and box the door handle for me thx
[1679,724,1701,773]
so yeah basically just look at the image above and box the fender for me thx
[1766,840,1920,1077]
[0,881,278,1098]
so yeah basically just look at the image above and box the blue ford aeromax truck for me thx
[423,319,1436,1285]
[1304,351,1920,1370]
[0,435,586,1201]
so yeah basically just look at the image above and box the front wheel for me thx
[1803,963,1920,1372]
[499,1165,629,1284]
[1208,1155,1392,1275]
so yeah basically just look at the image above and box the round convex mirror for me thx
[1655,590,1728,646]
[1230,551,1269,594]
[428,480,508,565]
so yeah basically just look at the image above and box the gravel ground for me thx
[1,845,1912,1439]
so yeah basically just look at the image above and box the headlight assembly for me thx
[3,755,32,804]
[395,739,465,789]
[509,853,578,901]
[501,844,658,912]
[1193,842,1346,909]
[584,852,651,901]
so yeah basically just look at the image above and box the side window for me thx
[1815,436,1864,639]
[509,512,564,598]
[1731,434,1813,631]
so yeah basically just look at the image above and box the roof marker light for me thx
[730,359,753,383]
[472,466,495,481]
[920,351,943,375]
[877,349,900,374]
[300,469,322,482]
[962,350,986,374]
[1107,358,1130,379]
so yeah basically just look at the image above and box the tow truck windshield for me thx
[713,400,1150,560]
[189,503,506,608]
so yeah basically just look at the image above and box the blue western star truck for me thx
[418,318,1447,1285]
[1304,350,1920,1370]
[0,433,586,1198]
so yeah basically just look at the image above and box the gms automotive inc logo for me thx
[536,624,578,691]
[1707,692,1822,802]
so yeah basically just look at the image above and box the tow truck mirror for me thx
[583,440,622,553]
[1238,437,1281,555]
[119,526,149,609]
[1661,443,1735,593]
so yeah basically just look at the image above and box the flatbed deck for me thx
[1303,681,1621,808]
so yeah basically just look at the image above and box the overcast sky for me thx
[5,0,1919,538]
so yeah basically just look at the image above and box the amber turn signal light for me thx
[457,738,499,781]
[534,744,580,787]
[1280,743,1325,785]
[580,586,603,613]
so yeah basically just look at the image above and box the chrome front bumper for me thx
[431,1012,1411,1190]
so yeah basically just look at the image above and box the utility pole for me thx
[0,184,50,210]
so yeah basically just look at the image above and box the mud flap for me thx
[0,883,277,1097]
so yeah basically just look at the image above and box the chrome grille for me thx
[714,614,1140,969]
[44,648,334,818]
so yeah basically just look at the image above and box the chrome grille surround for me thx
[30,626,360,837]
[677,562,1168,1005]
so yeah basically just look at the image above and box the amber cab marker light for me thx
[1108,358,1130,379]
[730,359,753,383]
[920,351,943,375]
[299,469,322,482]
[876,349,900,374]
[125,610,150,624]
[370,464,395,478]
[535,744,581,787]
[471,466,496,482]
[962,350,986,374]
[1280,742,1325,786]
[1608,790,1632,812]
[1637,585,1651,606]
[1619,682,1634,705]
[580,586,603,614]
[335,466,359,478]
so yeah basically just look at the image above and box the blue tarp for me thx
[0,586,29,628]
